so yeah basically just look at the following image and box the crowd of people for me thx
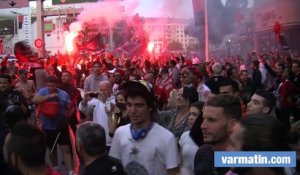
[0,49,300,175]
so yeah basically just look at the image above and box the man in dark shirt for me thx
[250,60,263,92]
[0,74,29,119]
[291,61,300,121]
[76,121,124,175]
[205,63,228,94]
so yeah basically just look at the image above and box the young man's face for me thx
[201,106,235,145]
[240,71,248,81]
[219,85,234,95]
[275,64,284,76]
[47,82,57,93]
[19,73,27,80]
[292,63,300,74]
[0,78,10,92]
[92,63,101,75]
[61,72,71,84]
[246,94,268,115]
[126,96,152,128]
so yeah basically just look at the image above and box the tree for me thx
[167,41,183,51]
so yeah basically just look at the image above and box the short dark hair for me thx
[93,61,101,66]
[121,80,156,113]
[240,70,248,75]
[227,66,238,78]
[276,63,285,70]
[182,86,199,105]
[206,95,242,120]
[129,73,141,81]
[293,60,300,67]
[169,60,177,67]
[5,122,46,168]
[240,114,290,151]
[76,122,106,156]
[220,79,239,93]
[62,70,72,77]
[0,74,12,83]
[252,60,260,68]
[45,76,59,84]
[254,90,276,113]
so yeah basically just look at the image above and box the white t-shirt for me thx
[79,96,115,146]
[109,123,179,175]
[179,131,199,175]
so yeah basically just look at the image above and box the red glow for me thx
[147,42,154,53]
[65,31,78,54]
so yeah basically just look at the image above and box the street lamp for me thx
[226,39,231,56]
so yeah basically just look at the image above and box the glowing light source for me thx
[64,21,82,55]
[57,66,62,72]
[65,31,78,54]
[147,42,154,53]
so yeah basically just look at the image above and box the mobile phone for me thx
[116,102,126,111]
[105,101,111,112]
[89,92,98,98]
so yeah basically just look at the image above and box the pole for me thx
[109,26,113,51]
[13,17,16,36]
[36,0,45,58]
[204,0,209,62]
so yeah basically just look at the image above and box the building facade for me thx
[143,18,198,52]
[253,0,300,54]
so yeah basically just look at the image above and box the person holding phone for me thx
[79,80,115,148]
[107,90,130,137]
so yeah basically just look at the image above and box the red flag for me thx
[192,0,205,26]
[192,0,204,11]
[14,41,39,63]
[0,39,3,54]
[77,33,105,51]
[274,21,281,35]
[18,15,24,29]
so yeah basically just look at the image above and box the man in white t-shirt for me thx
[109,81,179,175]
[79,80,115,147]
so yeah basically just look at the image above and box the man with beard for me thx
[108,69,125,96]
[194,95,242,175]
[84,61,108,92]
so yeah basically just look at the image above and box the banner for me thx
[192,0,204,26]
[0,38,3,54]
[18,15,24,29]
[52,0,97,5]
